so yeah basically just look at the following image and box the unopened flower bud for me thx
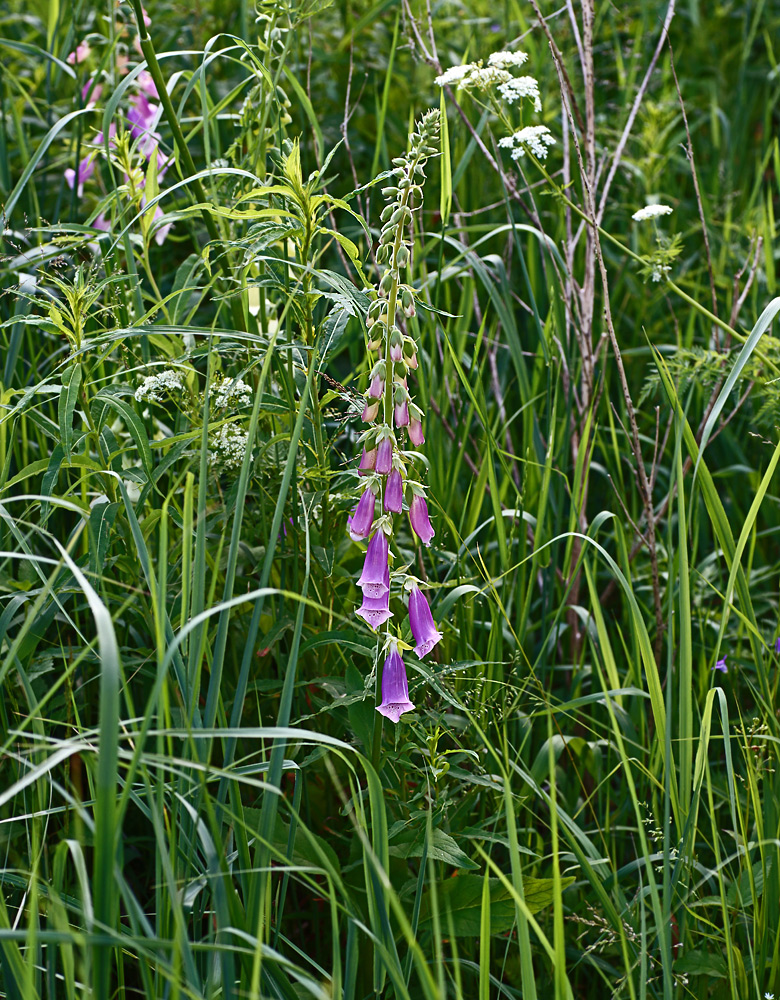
[376,437,393,475]
[362,398,379,422]
[396,245,410,269]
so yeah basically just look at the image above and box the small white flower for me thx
[434,63,477,87]
[500,125,556,160]
[488,50,529,68]
[212,376,252,409]
[497,75,542,112]
[459,65,511,91]
[764,993,774,999]
[134,369,185,403]
[651,265,671,282]
[209,424,249,470]
[632,203,673,222]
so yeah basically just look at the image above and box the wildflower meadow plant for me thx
[349,109,443,724]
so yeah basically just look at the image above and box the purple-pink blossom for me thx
[394,400,410,428]
[348,488,376,541]
[65,153,96,197]
[357,529,389,598]
[712,656,727,673]
[409,493,434,546]
[356,564,392,628]
[368,373,385,399]
[408,585,442,658]
[67,40,91,65]
[376,437,393,475]
[359,446,377,476]
[376,645,415,723]
[409,418,424,447]
[384,468,403,513]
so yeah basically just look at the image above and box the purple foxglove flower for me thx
[409,493,434,546]
[127,93,159,138]
[67,40,91,65]
[64,154,95,197]
[394,400,410,428]
[711,656,727,673]
[356,564,392,628]
[409,418,424,447]
[137,70,158,98]
[376,437,393,475]
[348,488,376,541]
[362,399,379,423]
[92,212,111,232]
[376,646,415,723]
[81,77,102,106]
[358,446,377,476]
[368,374,385,399]
[357,529,389,598]
[384,468,403,513]
[408,585,443,658]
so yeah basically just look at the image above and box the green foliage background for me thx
[2,0,780,997]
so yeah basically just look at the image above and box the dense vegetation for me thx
[2,0,780,997]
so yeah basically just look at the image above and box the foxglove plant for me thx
[348,109,444,725]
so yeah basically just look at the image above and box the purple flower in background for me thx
[65,154,96,197]
[394,400,409,428]
[136,70,158,98]
[127,93,159,139]
[359,446,377,476]
[376,645,415,723]
[140,197,172,245]
[348,488,376,541]
[356,564,392,628]
[357,529,389,598]
[409,418,424,447]
[67,40,91,65]
[376,437,393,475]
[712,656,727,673]
[409,493,434,546]
[408,585,442,658]
[81,77,102,106]
[384,468,403,513]
[774,637,780,654]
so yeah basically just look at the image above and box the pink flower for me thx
[409,493,434,546]
[358,446,377,476]
[81,77,102,106]
[409,418,424,447]
[348,488,376,542]
[67,40,91,65]
[127,93,159,139]
[376,645,415,724]
[394,400,409,428]
[141,197,172,245]
[408,585,442,658]
[384,468,403,513]
[368,373,384,399]
[362,399,379,423]
[357,530,389,598]
[356,564,392,628]
[136,70,158,98]
[64,153,96,197]
[375,438,393,475]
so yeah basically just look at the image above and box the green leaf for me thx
[58,363,82,462]
[674,950,728,978]
[389,828,478,870]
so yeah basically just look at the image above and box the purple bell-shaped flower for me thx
[376,437,393,475]
[408,585,443,658]
[376,644,415,723]
[384,468,404,513]
[409,418,424,447]
[359,446,377,476]
[409,493,434,546]
[348,488,376,542]
[356,563,392,628]
[357,529,389,598]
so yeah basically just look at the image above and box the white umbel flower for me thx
[497,75,542,112]
[212,376,252,409]
[488,50,529,68]
[209,424,249,470]
[434,63,477,87]
[632,203,673,222]
[134,369,184,403]
[460,66,511,91]
[499,125,556,160]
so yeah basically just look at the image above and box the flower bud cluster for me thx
[346,110,443,724]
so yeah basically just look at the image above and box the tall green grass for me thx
[2,0,780,997]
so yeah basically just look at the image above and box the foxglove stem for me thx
[384,468,404,513]
[409,494,434,546]
[376,644,415,723]
[357,530,389,597]
[408,585,442,658]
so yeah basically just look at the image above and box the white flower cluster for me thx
[498,125,556,160]
[212,376,252,409]
[650,264,671,282]
[134,369,184,403]
[497,76,542,112]
[632,203,673,222]
[209,424,250,470]
[434,63,477,88]
[488,50,529,69]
